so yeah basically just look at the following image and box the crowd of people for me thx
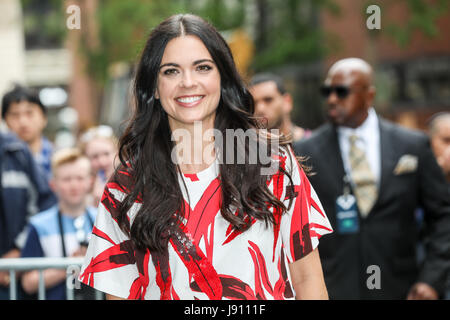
[250,64,450,300]
[0,85,118,299]
[0,13,449,300]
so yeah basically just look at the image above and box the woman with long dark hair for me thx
[80,14,332,300]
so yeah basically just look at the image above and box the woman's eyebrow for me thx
[193,59,215,65]
[159,59,215,70]
[159,62,179,70]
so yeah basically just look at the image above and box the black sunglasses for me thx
[320,85,351,99]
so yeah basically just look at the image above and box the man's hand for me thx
[71,246,88,257]
[407,282,439,300]
[0,249,21,287]
[0,272,10,287]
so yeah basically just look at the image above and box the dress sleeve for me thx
[280,147,333,263]
[79,179,141,299]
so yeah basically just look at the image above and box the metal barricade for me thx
[0,257,103,300]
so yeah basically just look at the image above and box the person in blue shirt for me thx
[21,148,97,300]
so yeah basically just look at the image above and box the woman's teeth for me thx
[176,96,203,103]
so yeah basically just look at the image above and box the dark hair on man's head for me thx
[1,84,46,119]
[249,73,287,95]
[115,14,293,253]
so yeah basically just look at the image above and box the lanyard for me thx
[342,174,353,197]
[57,209,94,257]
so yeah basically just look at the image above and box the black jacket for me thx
[0,132,57,256]
[293,117,450,299]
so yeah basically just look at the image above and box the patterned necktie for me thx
[348,134,378,217]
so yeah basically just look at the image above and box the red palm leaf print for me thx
[79,240,135,287]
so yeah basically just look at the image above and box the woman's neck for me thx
[170,120,216,174]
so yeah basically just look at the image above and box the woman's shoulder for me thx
[258,145,297,184]
[270,144,309,189]
[273,144,298,173]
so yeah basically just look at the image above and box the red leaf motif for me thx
[79,240,135,287]
[170,225,223,300]
[248,240,275,300]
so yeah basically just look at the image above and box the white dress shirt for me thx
[337,107,381,186]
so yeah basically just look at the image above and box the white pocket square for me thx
[393,154,418,175]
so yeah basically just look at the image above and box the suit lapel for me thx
[376,118,397,206]
[321,124,347,189]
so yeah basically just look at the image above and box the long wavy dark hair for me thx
[116,14,294,252]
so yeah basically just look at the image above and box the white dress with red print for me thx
[79,147,332,300]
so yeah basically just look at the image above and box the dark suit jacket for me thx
[293,117,450,299]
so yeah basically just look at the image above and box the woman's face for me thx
[155,35,221,131]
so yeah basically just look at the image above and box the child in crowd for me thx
[20,148,97,300]
[79,125,119,206]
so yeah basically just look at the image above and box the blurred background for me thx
[1,0,449,146]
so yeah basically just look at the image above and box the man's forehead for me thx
[329,58,372,74]
[324,71,359,86]
[54,158,91,175]
[436,117,450,131]
[9,100,41,110]
[250,81,279,94]
[325,58,373,86]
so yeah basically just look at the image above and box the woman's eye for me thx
[162,68,179,76]
[197,64,213,72]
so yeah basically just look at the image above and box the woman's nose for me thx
[180,71,196,88]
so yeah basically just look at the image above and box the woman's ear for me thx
[154,89,160,100]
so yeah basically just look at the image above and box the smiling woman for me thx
[79,14,333,300]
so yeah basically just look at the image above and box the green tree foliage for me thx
[190,0,246,31]
[21,0,66,49]
[72,0,449,82]
[383,0,449,47]
[83,0,185,84]
[251,0,333,71]
[81,0,251,83]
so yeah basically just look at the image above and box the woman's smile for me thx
[175,95,205,107]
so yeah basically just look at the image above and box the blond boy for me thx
[20,148,96,300]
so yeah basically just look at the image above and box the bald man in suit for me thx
[294,58,450,299]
